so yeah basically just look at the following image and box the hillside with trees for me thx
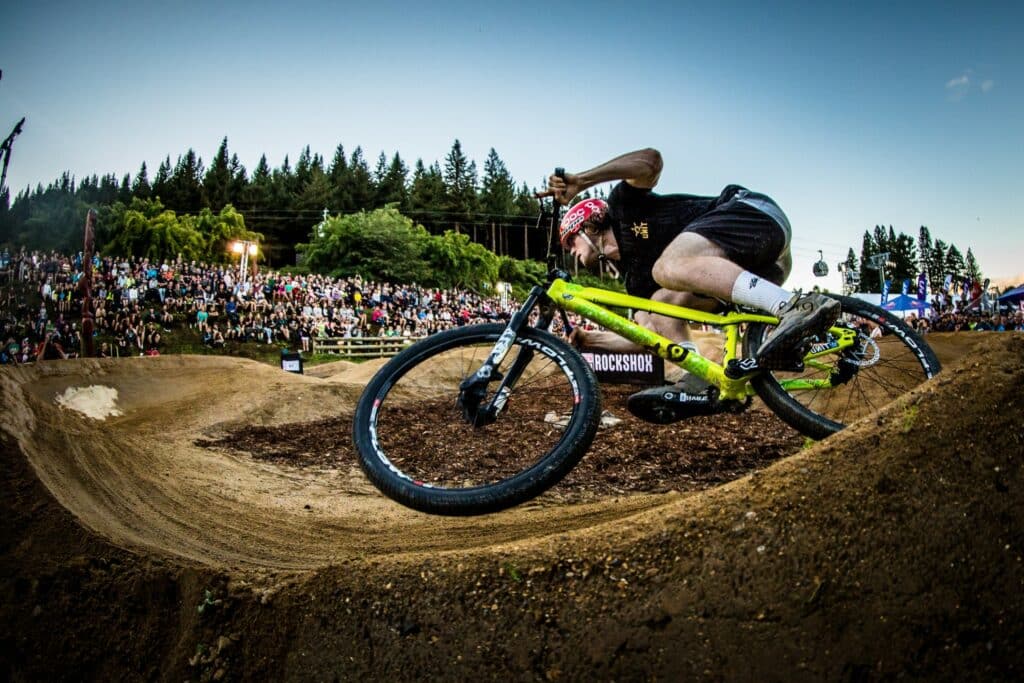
[0,138,562,268]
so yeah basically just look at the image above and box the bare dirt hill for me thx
[1,332,1022,681]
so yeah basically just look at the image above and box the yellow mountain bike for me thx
[352,266,940,515]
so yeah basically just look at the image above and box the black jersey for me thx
[607,182,720,297]
[606,182,787,296]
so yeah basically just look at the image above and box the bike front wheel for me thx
[744,294,941,439]
[352,323,601,515]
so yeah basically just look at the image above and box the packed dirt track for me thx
[2,332,1022,680]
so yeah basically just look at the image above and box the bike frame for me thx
[540,278,860,401]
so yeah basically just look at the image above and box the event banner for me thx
[917,273,927,301]
[581,351,665,385]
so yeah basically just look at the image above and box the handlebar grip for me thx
[554,167,565,180]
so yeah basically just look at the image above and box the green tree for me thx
[294,145,316,191]
[195,204,263,262]
[375,152,409,209]
[513,181,540,216]
[132,162,152,199]
[151,156,171,200]
[166,149,204,213]
[927,239,948,283]
[327,144,352,212]
[409,160,445,212]
[296,206,432,283]
[203,137,232,210]
[945,244,966,280]
[889,229,918,285]
[872,225,890,257]
[118,174,132,204]
[965,248,983,282]
[227,153,247,206]
[295,163,332,214]
[347,147,375,211]
[101,197,205,261]
[442,139,478,221]
[479,148,515,217]
[498,255,546,301]
[423,230,500,289]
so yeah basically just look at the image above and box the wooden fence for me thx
[311,335,425,358]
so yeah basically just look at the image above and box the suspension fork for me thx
[457,286,551,426]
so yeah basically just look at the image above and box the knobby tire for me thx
[352,324,601,515]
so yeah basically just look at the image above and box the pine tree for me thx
[376,152,409,209]
[965,248,983,282]
[347,147,374,211]
[480,148,515,217]
[513,182,540,216]
[132,162,151,199]
[409,159,446,225]
[443,139,478,221]
[118,173,132,203]
[889,230,918,285]
[872,225,890,256]
[327,144,352,212]
[152,156,172,200]
[373,152,388,192]
[928,239,947,284]
[167,149,204,213]
[295,163,331,215]
[227,153,247,206]
[203,137,232,210]
[294,145,315,191]
[945,244,965,280]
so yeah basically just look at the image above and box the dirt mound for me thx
[2,333,1022,680]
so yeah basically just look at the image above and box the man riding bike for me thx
[539,148,840,423]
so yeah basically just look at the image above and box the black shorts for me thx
[685,193,789,285]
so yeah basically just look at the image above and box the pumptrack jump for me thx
[1,332,1022,681]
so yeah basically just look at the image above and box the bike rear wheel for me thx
[744,294,941,439]
[352,323,601,515]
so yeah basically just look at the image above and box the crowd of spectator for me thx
[0,248,521,364]
[905,309,1024,333]
[1,247,1021,366]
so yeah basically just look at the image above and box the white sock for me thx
[730,271,792,314]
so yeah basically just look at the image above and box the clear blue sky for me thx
[2,0,1021,291]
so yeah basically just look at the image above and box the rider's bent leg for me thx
[650,231,840,367]
[652,232,791,314]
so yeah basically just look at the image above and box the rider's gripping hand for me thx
[568,326,589,349]
[536,172,583,206]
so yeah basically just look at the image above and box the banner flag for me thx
[882,279,891,304]
[942,274,953,293]
[917,273,927,301]
[901,279,910,296]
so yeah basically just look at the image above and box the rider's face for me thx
[566,225,619,268]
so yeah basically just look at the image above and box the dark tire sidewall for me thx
[352,324,601,515]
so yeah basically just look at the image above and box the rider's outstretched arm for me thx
[540,148,663,205]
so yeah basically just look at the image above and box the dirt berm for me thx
[1,333,1022,681]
